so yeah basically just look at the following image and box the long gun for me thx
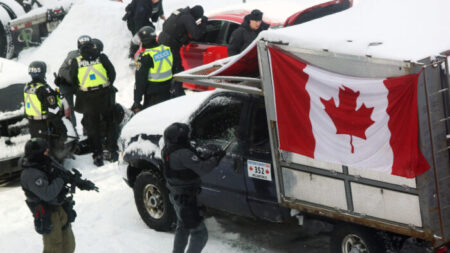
[49,157,99,193]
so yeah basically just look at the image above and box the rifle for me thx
[49,157,99,193]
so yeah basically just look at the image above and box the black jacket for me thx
[158,7,207,51]
[20,156,65,205]
[70,53,116,113]
[227,15,269,56]
[126,0,164,34]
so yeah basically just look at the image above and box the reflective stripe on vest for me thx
[144,45,173,82]
[24,83,47,120]
[76,56,110,91]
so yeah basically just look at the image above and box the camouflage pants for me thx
[43,206,75,253]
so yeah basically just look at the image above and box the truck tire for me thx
[134,170,175,231]
[330,223,388,253]
[0,23,6,57]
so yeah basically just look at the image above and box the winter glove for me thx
[131,102,143,114]
[201,16,208,24]
[53,73,64,87]
[76,178,99,192]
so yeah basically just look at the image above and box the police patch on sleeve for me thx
[191,155,199,162]
[35,178,44,187]
[47,95,56,105]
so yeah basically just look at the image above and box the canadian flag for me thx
[268,47,430,178]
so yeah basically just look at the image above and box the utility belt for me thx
[78,82,110,92]
[26,114,49,120]
[25,200,55,235]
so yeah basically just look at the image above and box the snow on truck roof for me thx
[260,0,450,62]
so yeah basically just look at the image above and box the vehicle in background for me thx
[0,0,69,59]
[180,0,352,91]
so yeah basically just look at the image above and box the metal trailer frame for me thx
[174,41,450,248]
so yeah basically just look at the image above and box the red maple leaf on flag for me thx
[320,86,375,153]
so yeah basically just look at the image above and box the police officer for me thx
[20,138,75,253]
[228,9,269,56]
[158,5,208,97]
[70,35,117,166]
[132,26,173,113]
[162,123,224,253]
[123,0,166,35]
[24,61,69,154]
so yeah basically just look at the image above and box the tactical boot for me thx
[93,155,104,167]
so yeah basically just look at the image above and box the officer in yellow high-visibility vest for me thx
[132,26,173,113]
[69,35,117,167]
[24,61,68,150]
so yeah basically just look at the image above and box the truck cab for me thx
[119,90,290,231]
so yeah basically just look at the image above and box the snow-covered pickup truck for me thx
[0,0,68,58]
[120,0,450,252]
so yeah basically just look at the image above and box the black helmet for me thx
[92,38,104,53]
[164,123,190,145]
[28,61,47,80]
[137,26,156,45]
[190,5,204,20]
[77,35,92,50]
[24,138,49,160]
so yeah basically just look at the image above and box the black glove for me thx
[53,73,64,87]
[131,102,143,113]
[76,178,99,192]
[201,16,208,24]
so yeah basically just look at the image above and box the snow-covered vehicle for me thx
[180,0,352,91]
[0,0,69,58]
[119,0,450,252]
[0,58,76,182]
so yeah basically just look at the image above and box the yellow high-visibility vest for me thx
[24,83,46,120]
[143,45,173,82]
[76,56,110,91]
[24,83,62,120]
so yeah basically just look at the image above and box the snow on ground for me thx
[2,0,323,252]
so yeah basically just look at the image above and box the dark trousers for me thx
[59,84,77,127]
[144,83,172,108]
[169,193,208,253]
[170,48,186,98]
[82,108,118,157]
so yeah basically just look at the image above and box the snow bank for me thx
[0,58,28,89]
[260,0,450,61]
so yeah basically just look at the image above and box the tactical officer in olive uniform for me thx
[24,61,69,154]
[132,26,173,113]
[21,138,98,253]
[20,138,74,253]
[70,35,117,166]
[162,123,225,253]
[158,5,208,97]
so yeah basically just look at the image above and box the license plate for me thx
[247,160,272,181]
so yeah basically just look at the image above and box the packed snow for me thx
[1,0,444,252]
[1,0,340,252]
[260,0,450,61]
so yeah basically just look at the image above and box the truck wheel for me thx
[134,170,175,231]
[330,223,388,253]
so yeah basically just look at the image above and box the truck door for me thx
[244,99,289,222]
[190,93,253,217]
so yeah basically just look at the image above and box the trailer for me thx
[174,1,450,251]
[0,0,69,58]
